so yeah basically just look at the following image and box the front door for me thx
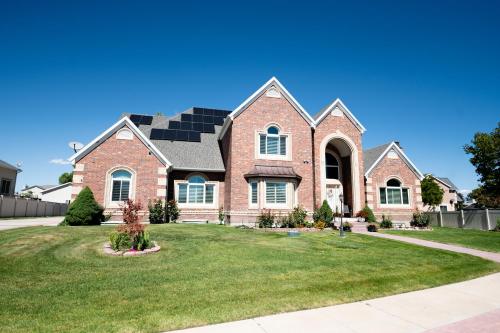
[326,183,343,215]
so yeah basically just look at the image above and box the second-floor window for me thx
[260,126,287,156]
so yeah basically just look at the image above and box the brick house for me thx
[69,77,424,223]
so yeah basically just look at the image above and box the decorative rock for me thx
[103,242,160,256]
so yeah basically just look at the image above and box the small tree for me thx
[148,199,166,224]
[61,186,103,226]
[359,205,376,222]
[166,200,180,223]
[313,200,333,226]
[117,200,150,250]
[421,175,444,211]
[59,172,73,184]
[218,206,225,224]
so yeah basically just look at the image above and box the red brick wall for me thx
[314,112,365,213]
[225,92,315,216]
[366,154,422,222]
[73,125,167,217]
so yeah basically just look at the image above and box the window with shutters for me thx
[379,178,410,206]
[257,125,290,160]
[176,174,218,207]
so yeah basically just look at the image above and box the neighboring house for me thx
[363,142,424,221]
[428,175,463,212]
[69,77,424,223]
[40,182,72,204]
[0,159,22,196]
[20,185,57,199]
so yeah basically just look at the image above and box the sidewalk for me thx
[168,273,500,333]
[0,216,63,230]
[360,231,500,263]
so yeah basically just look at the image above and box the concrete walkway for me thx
[0,216,63,230]
[360,232,500,263]
[168,273,500,333]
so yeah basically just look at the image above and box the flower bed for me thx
[103,242,160,256]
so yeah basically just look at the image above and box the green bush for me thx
[313,200,333,226]
[314,220,326,230]
[61,187,103,226]
[290,205,308,227]
[379,215,393,229]
[148,199,165,224]
[361,205,376,222]
[367,224,378,232]
[166,200,180,223]
[411,210,431,228]
[341,222,352,232]
[109,231,131,251]
[134,231,151,251]
[495,218,500,231]
[258,210,275,228]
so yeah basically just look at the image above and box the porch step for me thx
[346,220,367,232]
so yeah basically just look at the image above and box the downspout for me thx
[311,127,317,209]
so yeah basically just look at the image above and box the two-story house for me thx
[69,77,424,223]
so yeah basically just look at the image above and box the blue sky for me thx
[1,0,498,192]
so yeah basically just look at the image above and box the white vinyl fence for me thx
[0,196,68,218]
[429,209,500,231]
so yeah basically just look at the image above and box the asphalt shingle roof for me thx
[125,108,229,171]
[363,143,392,172]
[435,177,459,191]
[0,159,21,172]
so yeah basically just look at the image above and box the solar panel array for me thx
[149,108,231,143]
[129,114,153,126]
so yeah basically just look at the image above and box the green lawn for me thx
[0,225,498,333]
[385,227,500,253]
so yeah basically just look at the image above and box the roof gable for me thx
[219,77,315,139]
[69,117,172,167]
[315,99,366,133]
[364,141,424,180]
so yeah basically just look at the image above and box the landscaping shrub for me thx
[109,231,131,251]
[314,220,326,230]
[290,205,308,227]
[341,222,352,232]
[367,224,378,232]
[360,205,376,222]
[379,215,393,229]
[278,214,292,228]
[411,210,431,228]
[495,218,500,231]
[166,200,180,223]
[116,200,152,251]
[313,200,333,226]
[61,186,103,226]
[148,199,165,224]
[218,206,225,224]
[258,210,275,228]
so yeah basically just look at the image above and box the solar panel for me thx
[180,122,192,130]
[150,128,163,140]
[181,114,193,122]
[163,129,176,140]
[176,130,189,141]
[130,114,153,126]
[188,131,201,142]
[203,115,214,124]
[203,124,215,133]
[193,114,203,122]
[214,117,224,126]
[193,108,204,115]
[192,122,204,132]
[168,121,180,129]
[142,115,153,125]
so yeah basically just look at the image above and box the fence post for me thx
[0,195,3,217]
[13,197,18,217]
[438,210,443,227]
[485,208,491,230]
[460,209,465,228]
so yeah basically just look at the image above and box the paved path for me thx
[168,273,500,333]
[360,231,500,263]
[0,217,63,230]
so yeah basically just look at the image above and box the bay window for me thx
[265,181,287,204]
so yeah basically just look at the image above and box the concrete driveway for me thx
[0,217,63,230]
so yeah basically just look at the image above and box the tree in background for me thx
[59,172,73,184]
[464,122,500,208]
[421,175,444,211]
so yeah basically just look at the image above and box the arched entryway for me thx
[320,133,361,216]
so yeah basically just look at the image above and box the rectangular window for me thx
[189,184,204,204]
[259,134,287,156]
[259,135,266,154]
[279,136,286,155]
[440,205,448,212]
[178,184,188,203]
[250,182,258,204]
[266,182,287,204]
[379,187,386,204]
[402,188,409,204]
[111,180,130,201]
[387,188,402,204]
[267,136,279,154]
[205,185,214,204]
[0,179,11,194]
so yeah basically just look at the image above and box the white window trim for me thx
[263,179,293,209]
[378,186,411,208]
[325,149,342,181]
[116,128,134,140]
[174,179,219,209]
[255,124,292,161]
[248,178,298,209]
[104,167,136,209]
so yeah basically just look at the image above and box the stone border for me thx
[103,242,161,256]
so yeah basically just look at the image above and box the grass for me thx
[385,227,500,253]
[0,224,498,333]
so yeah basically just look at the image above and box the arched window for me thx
[379,178,409,205]
[177,175,215,205]
[325,153,340,179]
[111,170,131,202]
[259,125,287,156]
